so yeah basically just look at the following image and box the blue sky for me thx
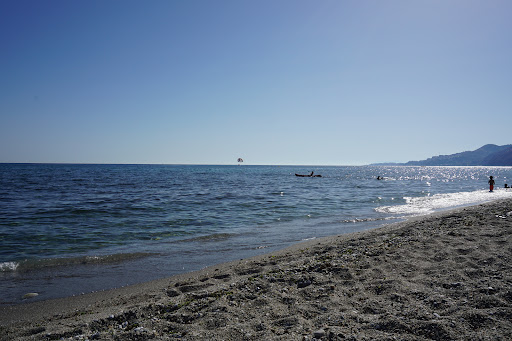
[1,0,511,165]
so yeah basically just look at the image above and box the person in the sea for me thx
[489,176,495,192]
[310,171,314,177]
[505,183,509,189]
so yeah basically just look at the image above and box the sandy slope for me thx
[1,199,511,340]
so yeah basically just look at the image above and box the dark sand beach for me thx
[1,199,511,340]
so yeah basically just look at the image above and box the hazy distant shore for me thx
[1,199,512,340]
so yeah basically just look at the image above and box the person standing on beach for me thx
[489,176,495,192]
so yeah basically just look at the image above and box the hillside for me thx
[376,144,512,166]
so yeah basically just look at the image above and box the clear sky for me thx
[1,0,511,165]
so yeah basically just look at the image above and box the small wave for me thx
[375,188,512,215]
[301,237,317,241]
[339,216,396,224]
[177,233,237,243]
[0,252,157,273]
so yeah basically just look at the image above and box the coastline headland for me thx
[1,199,512,340]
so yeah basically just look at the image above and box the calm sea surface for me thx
[1,164,512,304]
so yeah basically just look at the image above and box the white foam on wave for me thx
[0,261,19,272]
[376,188,512,215]
[0,252,157,273]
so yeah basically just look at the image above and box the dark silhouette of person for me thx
[489,176,495,192]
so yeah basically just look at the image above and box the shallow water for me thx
[1,164,511,304]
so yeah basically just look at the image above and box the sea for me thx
[1,164,512,304]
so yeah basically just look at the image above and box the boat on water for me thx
[295,171,322,177]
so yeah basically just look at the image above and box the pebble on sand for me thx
[313,329,326,338]
[22,293,39,299]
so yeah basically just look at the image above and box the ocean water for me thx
[1,164,511,304]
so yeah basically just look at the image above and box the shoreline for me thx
[1,199,511,340]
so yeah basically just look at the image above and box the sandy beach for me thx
[1,199,511,340]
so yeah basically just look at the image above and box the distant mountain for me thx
[483,146,512,166]
[375,144,512,166]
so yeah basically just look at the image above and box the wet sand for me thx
[1,199,511,340]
